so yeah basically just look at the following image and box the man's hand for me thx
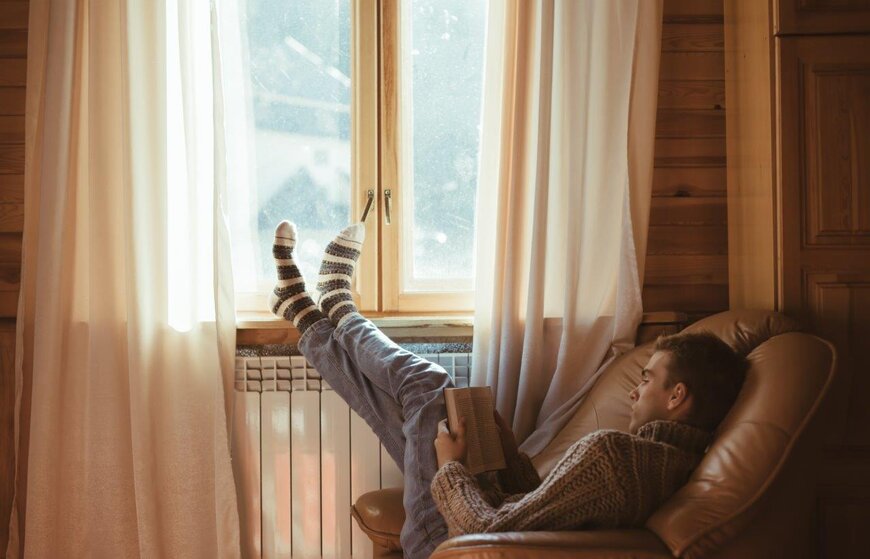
[434,417,467,468]
[493,410,520,460]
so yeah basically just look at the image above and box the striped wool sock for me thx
[268,221,326,334]
[317,223,365,328]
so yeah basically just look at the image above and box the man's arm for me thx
[430,431,625,535]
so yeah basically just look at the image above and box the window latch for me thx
[384,189,392,225]
[361,189,375,222]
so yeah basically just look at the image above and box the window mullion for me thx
[354,0,380,312]
[379,0,402,312]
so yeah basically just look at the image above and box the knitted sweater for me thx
[430,419,711,537]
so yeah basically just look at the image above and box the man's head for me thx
[628,331,749,435]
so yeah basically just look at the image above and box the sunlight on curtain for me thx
[7,0,241,556]
[472,0,662,457]
[167,0,217,332]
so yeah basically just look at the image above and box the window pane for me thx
[403,0,487,289]
[236,0,352,295]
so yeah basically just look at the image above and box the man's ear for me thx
[666,381,689,411]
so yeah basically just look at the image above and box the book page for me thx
[469,390,506,472]
[444,386,506,474]
[452,391,483,472]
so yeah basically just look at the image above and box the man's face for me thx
[628,350,678,434]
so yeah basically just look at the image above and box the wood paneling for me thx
[656,109,725,138]
[0,233,21,262]
[0,144,23,175]
[0,88,24,115]
[819,493,870,558]
[653,167,726,197]
[660,52,725,80]
[1,2,25,556]
[655,137,726,164]
[0,3,27,30]
[664,0,725,23]
[0,116,23,142]
[645,0,728,316]
[801,61,870,246]
[643,284,729,312]
[0,30,26,57]
[650,197,727,226]
[0,58,25,87]
[805,272,870,446]
[0,204,22,233]
[0,176,22,202]
[776,0,870,35]
[662,23,724,51]
[648,225,728,255]
[658,80,725,110]
[819,447,870,559]
[0,320,16,558]
[779,35,870,306]
[645,255,728,284]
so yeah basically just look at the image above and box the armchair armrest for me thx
[431,530,673,559]
[351,487,405,551]
[352,489,673,559]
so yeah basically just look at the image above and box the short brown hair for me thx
[655,331,749,431]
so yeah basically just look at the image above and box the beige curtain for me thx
[472,0,662,457]
[6,1,241,556]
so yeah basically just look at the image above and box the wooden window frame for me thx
[238,0,476,322]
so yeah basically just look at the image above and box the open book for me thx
[443,386,506,475]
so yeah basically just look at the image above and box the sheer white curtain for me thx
[7,0,242,556]
[472,0,662,457]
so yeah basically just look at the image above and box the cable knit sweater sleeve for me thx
[430,431,626,536]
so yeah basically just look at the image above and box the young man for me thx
[268,221,749,559]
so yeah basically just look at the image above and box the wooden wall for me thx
[643,0,728,320]
[0,1,25,556]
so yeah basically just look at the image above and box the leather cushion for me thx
[532,341,654,476]
[680,309,802,356]
[352,487,404,551]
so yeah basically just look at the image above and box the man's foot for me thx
[317,223,365,328]
[268,221,326,334]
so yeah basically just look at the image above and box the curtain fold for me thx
[6,1,241,556]
[472,0,662,458]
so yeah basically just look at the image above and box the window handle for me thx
[361,189,375,222]
[384,189,392,225]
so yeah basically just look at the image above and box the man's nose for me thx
[629,387,638,401]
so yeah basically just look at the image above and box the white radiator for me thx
[231,353,470,559]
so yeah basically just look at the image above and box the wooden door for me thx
[776,0,870,35]
[779,34,870,557]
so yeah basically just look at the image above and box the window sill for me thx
[235,310,686,346]
[236,311,474,345]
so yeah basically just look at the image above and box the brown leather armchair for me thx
[351,310,837,558]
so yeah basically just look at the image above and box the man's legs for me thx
[298,316,452,559]
[297,318,406,468]
[270,221,452,558]
[330,313,453,558]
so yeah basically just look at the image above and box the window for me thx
[230,0,487,314]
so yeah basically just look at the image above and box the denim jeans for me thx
[298,313,454,559]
